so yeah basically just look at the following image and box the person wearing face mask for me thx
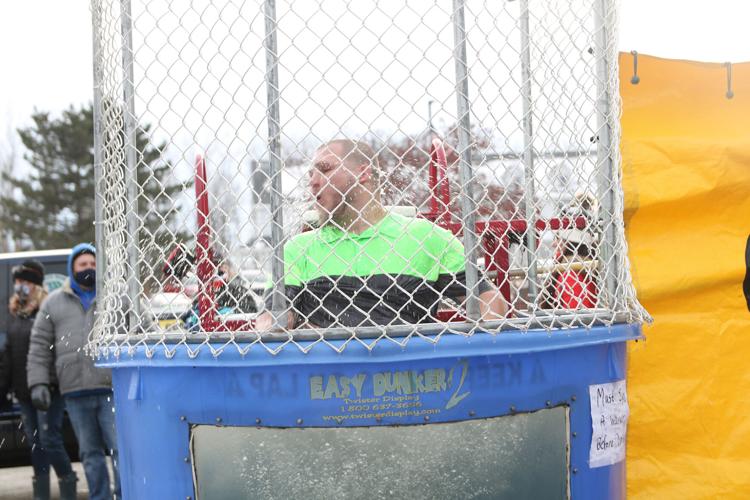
[0,260,77,500]
[27,244,120,500]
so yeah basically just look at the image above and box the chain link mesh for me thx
[90,0,649,358]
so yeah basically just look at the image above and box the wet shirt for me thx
[265,213,489,327]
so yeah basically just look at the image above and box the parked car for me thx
[0,249,79,467]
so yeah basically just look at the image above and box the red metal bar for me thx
[429,142,439,216]
[194,155,218,332]
[432,138,452,227]
[476,217,589,237]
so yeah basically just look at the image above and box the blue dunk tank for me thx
[90,1,648,498]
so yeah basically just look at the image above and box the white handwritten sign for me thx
[588,380,629,468]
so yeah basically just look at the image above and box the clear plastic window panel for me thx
[190,407,569,499]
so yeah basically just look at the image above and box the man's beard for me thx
[318,199,354,228]
[317,189,357,228]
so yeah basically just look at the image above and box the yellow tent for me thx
[621,53,750,498]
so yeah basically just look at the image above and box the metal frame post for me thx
[120,0,141,328]
[91,1,105,297]
[593,0,619,307]
[452,0,481,321]
[264,0,286,328]
[519,0,539,306]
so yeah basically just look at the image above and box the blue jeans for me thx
[65,393,120,500]
[18,391,74,478]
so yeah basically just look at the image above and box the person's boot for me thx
[32,474,50,500]
[57,472,78,500]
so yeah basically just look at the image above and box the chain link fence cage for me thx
[90,0,649,358]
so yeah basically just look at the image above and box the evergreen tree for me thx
[0,104,191,277]
[0,107,95,247]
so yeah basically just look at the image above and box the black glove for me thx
[30,384,51,411]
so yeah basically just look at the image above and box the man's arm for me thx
[432,228,508,321]
[26,300,55,389]
[255,310,295,332]
[478,288,508,320]
[440,281,508,322]
[257,282,297,332]
[451,287,508,321]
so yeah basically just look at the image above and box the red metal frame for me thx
[427,139,452,228]
[423,140,591,307]
[194,155,219,331]
[193,155,256,332]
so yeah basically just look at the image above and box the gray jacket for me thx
[26,280,110,395]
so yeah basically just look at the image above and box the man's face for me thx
[309,145,360,222]
[73,253,96,273]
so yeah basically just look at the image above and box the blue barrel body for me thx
[100,323,641,499]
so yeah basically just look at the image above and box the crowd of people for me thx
[0,244,118,500]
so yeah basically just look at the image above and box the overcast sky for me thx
[0,0,747,156]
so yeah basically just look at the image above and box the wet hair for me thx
[319,139,380,185]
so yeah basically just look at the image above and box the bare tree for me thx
[362,125,520,222]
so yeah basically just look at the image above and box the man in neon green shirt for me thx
[257,139,506,330]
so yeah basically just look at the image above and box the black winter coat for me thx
[0,310,56,402]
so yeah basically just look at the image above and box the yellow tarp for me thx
[621,53,750,498]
